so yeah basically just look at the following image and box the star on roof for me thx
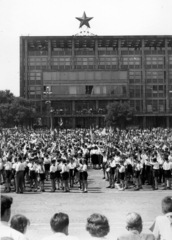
[76,12,93,28]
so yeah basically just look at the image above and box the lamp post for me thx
[43,86,53,130]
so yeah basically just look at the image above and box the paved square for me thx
[1,168,171,240]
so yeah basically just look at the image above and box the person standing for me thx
[82,159,88,193]
[15,156,25,194]
[50,159,57,192]
[4,157,12,192]
[68,157,75,188]
[150,157,159,190]
[61,160,70,192]
[163,155,171,190]
[37,159,46,192]
[102,149,108,180]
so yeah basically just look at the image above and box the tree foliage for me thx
[0,90,37,127]
[104,101,134,128]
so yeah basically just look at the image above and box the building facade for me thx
[20,35,172,128]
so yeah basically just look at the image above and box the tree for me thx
[0,90,14,104]
[0,90,37,127]
[104,101,134,128]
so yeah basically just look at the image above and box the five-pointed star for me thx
[76,12,93,28]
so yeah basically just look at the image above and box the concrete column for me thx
[48,40,51,70]
[143,116,146,128]
[165,39,169,114]
[72,118,76,128]
[24,39,28,99]
[95,39,98,69]
[167,116,169,128]
[72,100,75,128]
[118,39,121,69]
[96,100,99,110]
[20,37,24,97]
[72,39,75,69]
[142,39,146,118]
[95,117,99,128]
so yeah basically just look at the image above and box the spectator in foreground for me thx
[0,195,27,240]
[150,196,172,240]
[10,214,30,234]
[42,212,78,240]
[117,212,155,240]
[86,213,110,238]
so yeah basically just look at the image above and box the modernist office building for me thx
[20,35,172,128]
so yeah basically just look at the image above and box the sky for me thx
[0,0,172,96]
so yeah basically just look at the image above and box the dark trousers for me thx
[15,171,24,193]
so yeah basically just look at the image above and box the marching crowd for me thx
[1,194,172,240]
[1,127,172,193]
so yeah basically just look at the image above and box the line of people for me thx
[0,155,88,193]
[1,194,172,240]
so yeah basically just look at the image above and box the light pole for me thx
[43,86,53,130]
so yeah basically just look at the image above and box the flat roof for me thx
[21,35,172,49]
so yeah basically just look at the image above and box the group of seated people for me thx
[1,194,172,240]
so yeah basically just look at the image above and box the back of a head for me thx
[86,213,110,238]
[126,212,142,233]
[10,214,30,234]
[1,195,13,219]
[162,196,172,214]
[50,213,69,233]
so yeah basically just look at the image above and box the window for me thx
[146,71,164,83]
[129,71,141,84]
[69,86,77,94]
[94,86,101,94]
[85,86,93,94]
[145,57,164,69]
[121,57,141,69]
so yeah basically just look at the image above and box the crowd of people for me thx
[1,127,172,193]
[1,194,172,240]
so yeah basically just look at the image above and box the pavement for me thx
[1,168,172,240]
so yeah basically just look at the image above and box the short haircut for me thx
[126,213,142,231]
[86,213,110,237]
[162,196,172,214]
[1,195,13,217]
[10,214,30,234]
[50,213,69,232]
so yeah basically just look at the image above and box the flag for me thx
[90,127,94,143]
[109,126,113,135]
[101,128,106,136]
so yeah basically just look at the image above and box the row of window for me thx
[28,98,168,114]
[42,85,127,96]
[27,56,172,70]
[26,70,172,85]
[27,49,172,57]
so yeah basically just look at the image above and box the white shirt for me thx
[0,221,27,240]
[15,162,25,171]
[42,232,79,240]
[50,164,57,173]
[0,158,4,170]
[82,164,87,172]
[37,164,45,174]
[110,159,116,168]
[4,161,12,170]
[150,213,172,240]
[28,162,37,171]
[151,162,159,170]
[61,164,69,173]
[163,161,171,170]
